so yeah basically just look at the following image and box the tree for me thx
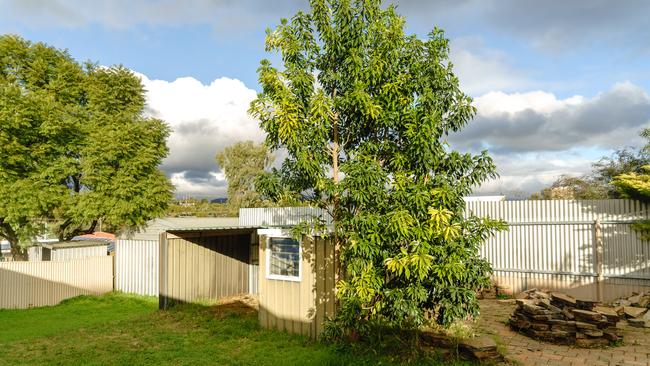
[216,141,273,208]
[611,130,650,239]
[166,198,238,217]
[529,147,650,201]
[250,0,505,336]
[529,175,608,200]
[592,147,650,198]
[0,35,173,258]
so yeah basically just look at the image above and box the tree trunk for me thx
[331,89,342,286]
[0,220,26,261]
[9,240,27,261]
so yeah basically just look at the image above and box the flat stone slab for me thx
[572,309,604,322]
[593,306,618,317]
[624,306,647,318]
[551,292,577,306]
[458,336,502,362]
[627,318,650,328]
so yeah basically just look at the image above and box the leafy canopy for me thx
[0,35,173,257]
[250,0,505,333]
[216,140,273,208]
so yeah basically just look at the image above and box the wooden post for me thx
[594,218,604,302]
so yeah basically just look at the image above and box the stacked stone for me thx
[611,292,650,328]
[509,290,623,348]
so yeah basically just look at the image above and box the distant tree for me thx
[250,0,506,338]
[216,141,273,208]
[529,175,608,200]
[166,198,238,217]
[530,147,650,201]
[0,35,173,258]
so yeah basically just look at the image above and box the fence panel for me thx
[115,240,159,296]
[466,199,650,301]
[0,256,113,309]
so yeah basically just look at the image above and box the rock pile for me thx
[611,292,650,328]
[510,289,626,348]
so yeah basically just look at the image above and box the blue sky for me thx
[2,0,649,198]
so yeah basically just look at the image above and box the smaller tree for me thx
[530,175,608,200]
[216,141,273,208]
[611,130,650,239]
[592,147,650,198]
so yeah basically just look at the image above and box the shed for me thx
[158,208,337,338]
[28,240,109,261]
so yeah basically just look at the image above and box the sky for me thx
[1,0,649,199]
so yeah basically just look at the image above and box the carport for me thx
[158,226,260,309]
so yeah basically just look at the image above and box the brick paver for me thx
[477,300,650,366]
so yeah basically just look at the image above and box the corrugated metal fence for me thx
[240,207,332,227]
[0,256,113,309]
[115,240,159,297]
[466,199,650,301]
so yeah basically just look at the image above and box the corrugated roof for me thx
[119,217,239,240]
[166,225,261,232]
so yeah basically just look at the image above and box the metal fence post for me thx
[594,218,604,302]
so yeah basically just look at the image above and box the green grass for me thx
[0,293,473,366]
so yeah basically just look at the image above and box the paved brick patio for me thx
[477,300,650,366]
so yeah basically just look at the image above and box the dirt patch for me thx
[210,294,259,317]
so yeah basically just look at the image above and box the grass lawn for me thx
[0,293,473,366]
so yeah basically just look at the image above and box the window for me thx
[268,237,300,280]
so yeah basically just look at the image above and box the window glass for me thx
[269,237,300,278]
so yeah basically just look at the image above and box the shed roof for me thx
[166,225,261,232]
[119,217,239,241]
[40,240,109,249]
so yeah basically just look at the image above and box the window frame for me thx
[260,229,301,282]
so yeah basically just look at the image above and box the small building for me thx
[28,240,110,262]
[155,208,337,338]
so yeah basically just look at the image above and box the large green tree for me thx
[0,35,173,259]
[216,140,273,208]
[250,0,505,335]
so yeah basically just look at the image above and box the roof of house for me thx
[75,231,116,241]
[119,217,240,241]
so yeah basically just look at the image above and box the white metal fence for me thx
[466,199,650,301]
[0,256,113,309]
[114,239,159,296]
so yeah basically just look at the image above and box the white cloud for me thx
[474,91,584,117]
[453,82,650,196]
[450,37,533,96]
[452,82,650,153]
[473,152,594,198]
[136,72,265,197]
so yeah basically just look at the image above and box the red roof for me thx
[78,231,116,241]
